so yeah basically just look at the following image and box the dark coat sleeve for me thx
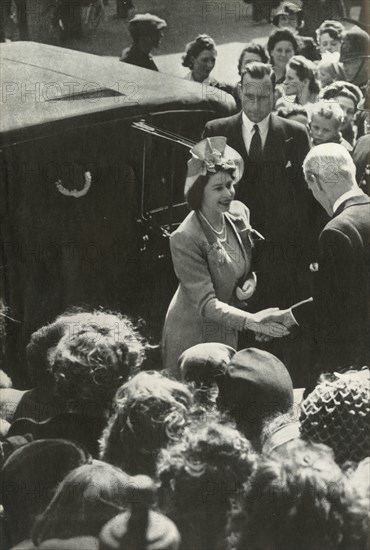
[291,226,354,340]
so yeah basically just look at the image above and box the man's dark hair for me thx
[240,62,276,88]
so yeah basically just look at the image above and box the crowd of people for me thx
[1,0,369,548]
[0,309,369,549]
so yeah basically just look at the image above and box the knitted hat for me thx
[184,137,244,195]
[340,26,370,63]
[300,369,370,464]
[99,475,180,550]
[178,343,236,385]
[217,348,294,415]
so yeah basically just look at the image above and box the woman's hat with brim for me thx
[184,137,244,195]
[340,25,370,63]
[272,1,303,27]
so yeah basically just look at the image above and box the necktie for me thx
[249,124,262,161]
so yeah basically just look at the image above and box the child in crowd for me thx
[317,58,340,87]
[309,102,353,151]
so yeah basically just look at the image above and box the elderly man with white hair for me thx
[267,144,370,382]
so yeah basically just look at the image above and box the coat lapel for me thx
[263,114,286,162]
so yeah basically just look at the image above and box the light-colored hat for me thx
[129,13,167,31]
[184,137,244,195]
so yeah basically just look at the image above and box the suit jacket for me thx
[162,201,254,376]
[292,194,370,372]
[203,112,322,308]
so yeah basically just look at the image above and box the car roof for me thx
[1,42,235,147]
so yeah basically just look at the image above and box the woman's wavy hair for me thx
[237,43,269,75]
[267,28,298,58]
[185,164,236,211]
[31,462,132,544]
[321,80,363,109]
[230,439,346,550]
[182,34,217,69]
[100,371,192,476]
[276,102,309,120]
[287,55,320,95]
[316,20,344,43]
[46,310,145,407]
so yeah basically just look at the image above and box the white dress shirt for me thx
[242,113,270,154]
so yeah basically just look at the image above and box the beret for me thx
[217,348,294,414]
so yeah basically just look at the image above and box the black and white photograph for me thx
[0,0,369,548]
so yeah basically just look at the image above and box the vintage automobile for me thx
[0,41,236,385]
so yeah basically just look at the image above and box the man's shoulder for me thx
[323,199,370,236]
[205,112,241,131]
[271,113,308,137]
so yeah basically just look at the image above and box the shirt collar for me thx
[333,188,364,214]
[242,112,270,133]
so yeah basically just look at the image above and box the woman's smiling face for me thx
[201,170,235,215]
[270,40,295,69]
[191,49,217,82]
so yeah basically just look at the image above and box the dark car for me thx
[0,42,236,385]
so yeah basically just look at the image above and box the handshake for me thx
[246,308,297,341]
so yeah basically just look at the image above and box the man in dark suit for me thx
[203,62,320,312]
[274,144,370,378]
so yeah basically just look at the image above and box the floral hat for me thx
[184,136,244,195]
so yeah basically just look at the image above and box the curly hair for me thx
[321,80,363,109]
[157,413,257,550]
[316,20,344,43]
[342,457,370,550]
[32,463,132,544]
[276,102,308,120]
[231,439,345,550]
[99,371,192,476]
[182,34,217,68]
[267,28,298,58]
[46,310,145,407]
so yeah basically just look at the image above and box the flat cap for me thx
[129,13,167,29]
[178,343,236,384]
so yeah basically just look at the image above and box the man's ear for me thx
[237,82,243,102]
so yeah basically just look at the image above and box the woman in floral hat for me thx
[162,137,289,377]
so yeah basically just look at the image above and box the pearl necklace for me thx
[199,211,226,241]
